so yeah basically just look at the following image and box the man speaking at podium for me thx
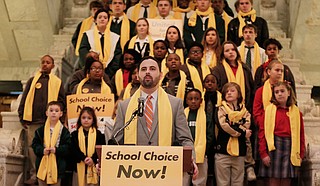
[112,56,198,182]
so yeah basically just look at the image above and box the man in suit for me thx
[112,56,198,182]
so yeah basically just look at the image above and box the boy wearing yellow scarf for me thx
[183,0,225,50]
[173,0,194,24]
[227,0,269,47]
[126,0,157,21]
[184,89,213,185]
[32,101,71,186]
[238,24,267,76]
[181,42,211,93]
[18,55,66,185]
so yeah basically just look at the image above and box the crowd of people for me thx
[18,0,305,186]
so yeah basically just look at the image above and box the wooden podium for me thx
[96,145,193,185]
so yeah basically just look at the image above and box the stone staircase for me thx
[260,2,320,186]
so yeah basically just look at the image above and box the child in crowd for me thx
[258,82,305,186]
[201,27,221,68]
[164,25,187,64]
[119,65,140,100]
[32,101,71,186]
[71,107,106,186]
[215,82,251,186]
[184,89,214,185]
[203,74,221,186]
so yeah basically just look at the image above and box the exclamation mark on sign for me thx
[161,166,167,179]
[102,105,105,112]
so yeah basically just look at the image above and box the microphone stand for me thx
[112,109,139,145]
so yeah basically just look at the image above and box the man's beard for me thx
[141,75,159,88]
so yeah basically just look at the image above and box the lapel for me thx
[138,115,150,138]
[149,102,158,138]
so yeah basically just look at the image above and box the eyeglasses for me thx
[90,67,103,72]
[190,50,202,54]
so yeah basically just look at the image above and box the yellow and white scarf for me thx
[77,127,98,186]
[239,41,261,76]
[237,9,257,38]
[221,11,231,41]
[37,119,62,184]
[184,104,206,163]
[75,16,94,56]
[222,60,245,103]
[173,7,192,19]
[222,101,247,156]
[76,77,112,94]
[124,88,172,145]
[115,69,124,96]
[159,70,187,100]
[188,7,216,29]
[23,71,61,121]
[93,26,112,68]
[128,35,154,57]
[264,104,301,166]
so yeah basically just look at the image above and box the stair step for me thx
[64,17,83,27]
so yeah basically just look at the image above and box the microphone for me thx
[137,97,145,117]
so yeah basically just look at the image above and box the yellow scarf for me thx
[106,15,130,51]
[173,7,192,19]
[115,69,124,96]
[77,127,98,186]
[262,79,272,109]
[75,16,94,56]
[124,88,172,145]
[188,7,216,29]
[184,104,206,163]
[23,71,61,121]
[203,50,217,68]
[175,48,185,64]
[93,26,112,68]
[37,119,62,184]
[222,60,245,103]
[237,9,257,38]
[222,101,247,156]
[239,41,261,76]
[161,57,168,75]
[264,104,301,166]
[128,35,154,56]
[122,82,133,100]
[186,59,211,92]
[159,70,186,100]
[131,3,157,22]
[76,77,112,94]
[222,11,231,41]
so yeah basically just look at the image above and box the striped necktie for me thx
[145,95,153,134]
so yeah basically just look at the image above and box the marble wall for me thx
[0,0,63,80]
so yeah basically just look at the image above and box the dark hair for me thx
[164,26,185,49]
[203,74,217,85]
[94,9,109,20]
[46,101,63,111]
[220,41,241,63]
[221,82,243,104]
[137,56,161,70]
[119,49,142,69]
[242,24,257,33]
[270,82,297,107]
[153,39,169,49]
[166,53,181,62]
[185,88,202,99]
[129,64,139,82]
[188,42,204,53]
[90,0,104,9]
[84,60,103,74]
[263,38,283,50]
[41,55,54,64]
[76,107,98,129]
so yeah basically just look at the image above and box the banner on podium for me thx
[100,145,183,186]
[67,94,114,133]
